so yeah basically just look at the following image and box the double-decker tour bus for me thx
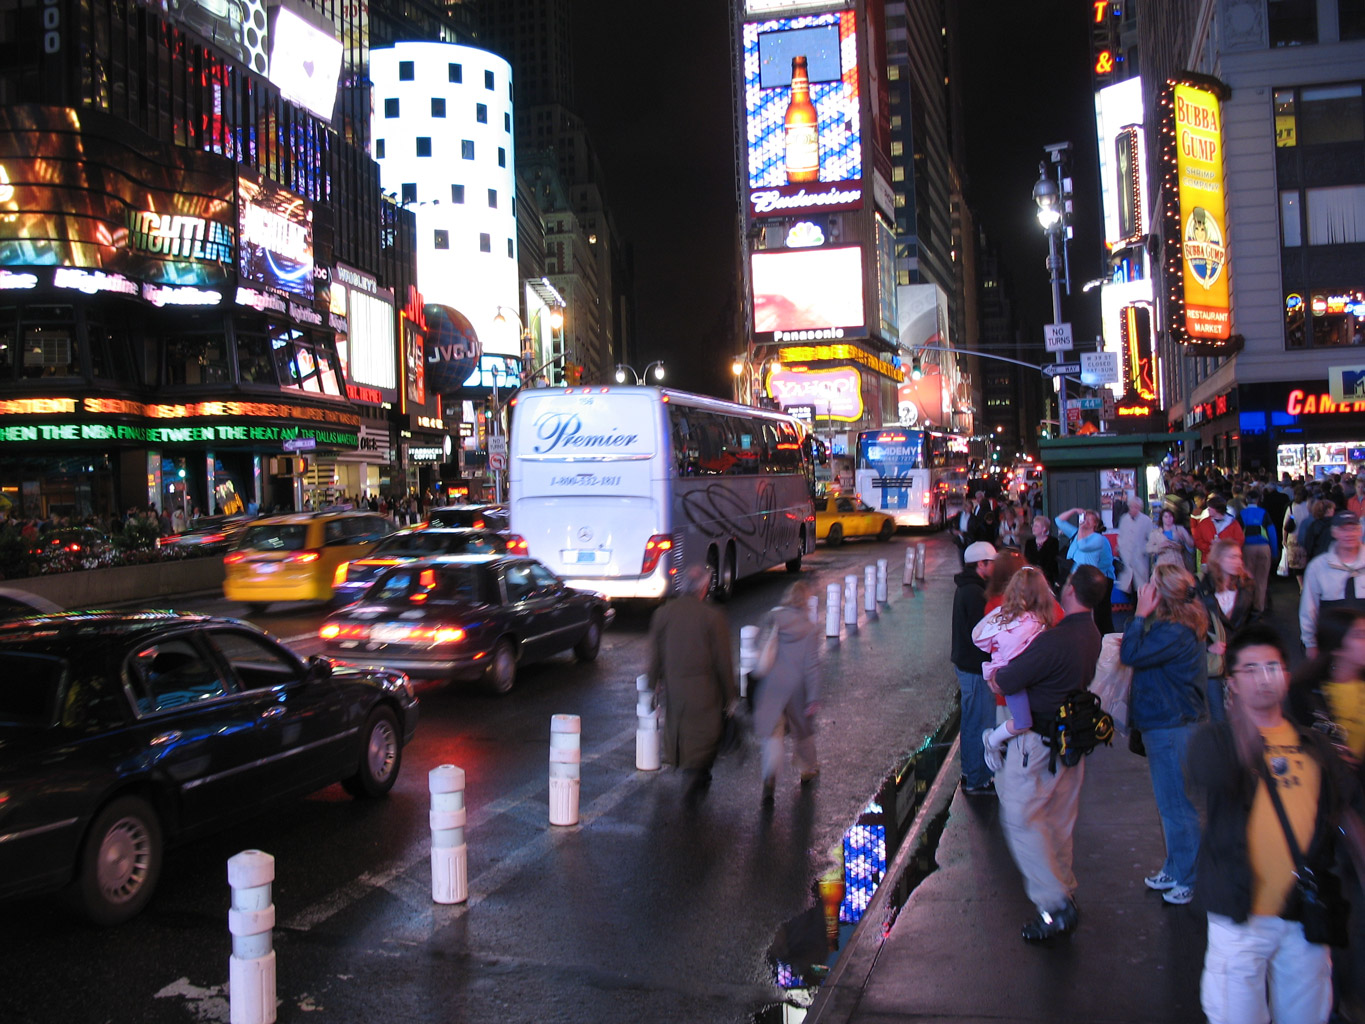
[853,426,971,529]
[508,386,816,600]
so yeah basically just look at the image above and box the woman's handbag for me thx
[1089,633,1132,735]
[1206,614,1227,679]
[1287,534,1308,572]
[1259,760,1350,946]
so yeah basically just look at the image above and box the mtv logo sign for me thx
[1329,365,1365,404]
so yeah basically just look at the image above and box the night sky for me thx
[572,0,1105,397]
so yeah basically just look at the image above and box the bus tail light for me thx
[642,535,673,574]
[506,534,528,555]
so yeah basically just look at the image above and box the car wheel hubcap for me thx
[98,817,151,903]
[367,720,398,781]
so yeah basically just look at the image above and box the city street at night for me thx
[0,534,959,1024]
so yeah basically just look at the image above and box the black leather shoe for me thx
[1021,900,1079,942]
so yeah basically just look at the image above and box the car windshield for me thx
[0,651,65,727]
[239,524,308,551]
[369,565,490,604]
[372,532,507,557]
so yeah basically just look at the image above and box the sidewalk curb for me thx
[804,733,962,1024]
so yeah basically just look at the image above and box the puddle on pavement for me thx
[752,711,956,1023]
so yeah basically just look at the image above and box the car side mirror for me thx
[303,655,333,683]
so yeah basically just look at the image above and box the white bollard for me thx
[549,714,581,826]
[738,624,760,699]
[227,850,276,1024]
[844,574,858,627]
[903,546,916,590]
[636,675,660,771]
[864,565,877,616]
[807,594,820,624]
[915,542,926,581]
[825,583,841,638]
[876,558,889,603]
[429,765,467,904]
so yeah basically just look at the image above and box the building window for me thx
[892,166,905,182]
[399,61,414,81]
[416,137,432,157]
[484,69,495,90]
[887,66,900,81]
[476,103,488,123]
[384,98,399,118]
[1299,84,1364,145]
[487,188,498,208]
[894,194,906,207]
[449,63,462,83]
[434,230,449,250]
[498,147,506,167]
[479,233,491,253]
[896,270,910,285]
[375,139,385,159]
[1344,0,1365,40]
[1281,191,1302,246]
[505,112,512,132]
[432,98,446,117]
[507,239,515,257]
[890,141,903,156]
[401,183,417,204]
[1269,0,1317,47]
[1306,185,1365,244]
[462,140,475,160]
[451,184,465,204]
[1286,290,1365,348]
[890,115,902,130]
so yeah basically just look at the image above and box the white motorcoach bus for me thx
[508,386,816,600]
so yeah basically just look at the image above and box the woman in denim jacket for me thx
[1121,562,1209,907]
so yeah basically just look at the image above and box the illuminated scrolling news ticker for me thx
[0,423,359,446]
[0,106,236,285]
[238,173,315,300]
[743,10,862,219]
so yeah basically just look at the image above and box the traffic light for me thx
[564,363,583,385]
[910,357,923,381]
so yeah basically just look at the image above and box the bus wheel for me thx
[786,549,803,573]
[709,548,733,602]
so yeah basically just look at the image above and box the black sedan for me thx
[156,514,253,555]
[332,527,508,605]
[0,612,417,925]
[319,555,613,693]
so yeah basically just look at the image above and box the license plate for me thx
[561,549,608,565]
[254,562,280,574]
[370,624,411,643]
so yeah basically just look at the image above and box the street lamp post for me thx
[1033,144,1073,437]
[731,353,781,406]
[614,361,665,385]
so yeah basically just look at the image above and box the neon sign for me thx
[126,210,234,263]
[766,366,864,421]
[0,396,361,427]
[1095,50,1114,75]
[0,423,359,445]
[1286,390,1365,416]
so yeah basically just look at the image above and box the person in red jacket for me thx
[1192,495,1245,567]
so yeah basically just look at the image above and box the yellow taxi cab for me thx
[815,492,896,546]
[223,510,396,612]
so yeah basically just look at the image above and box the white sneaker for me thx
[1143,871,1177,891]
[1162,885,1194,905]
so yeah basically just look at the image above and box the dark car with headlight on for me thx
[0,612,417,925]
[319,555,612,693]
[332,527,508,605]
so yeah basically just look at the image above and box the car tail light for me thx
[319,623,370,641]
[472,518,485,529]
[286,550,321,564]
[157,536,170,547]
[201,533,226,543]
[224,552,246,564]
[506,534,528,555]
[642,534,673,574]
[334,562,351,586]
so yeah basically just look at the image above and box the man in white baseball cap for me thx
[953,540,998,794]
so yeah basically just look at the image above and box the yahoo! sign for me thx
[767,367,863,421]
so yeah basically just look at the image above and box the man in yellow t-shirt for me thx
[1188,625,1365,1024]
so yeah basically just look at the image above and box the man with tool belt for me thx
[991,565,1107,942]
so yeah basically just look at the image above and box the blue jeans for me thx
[1207,677,1227,723]
[956,667,995,788]
[1143,723,1200,887]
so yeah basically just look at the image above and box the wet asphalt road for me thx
[0,533,961,1024]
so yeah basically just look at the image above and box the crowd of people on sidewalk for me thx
[951,466,1365,1024]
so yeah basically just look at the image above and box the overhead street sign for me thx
[282,437,316,451]
[1044,323,1074,352]
[1075,397,1104,410]
[1042,363,1081,378]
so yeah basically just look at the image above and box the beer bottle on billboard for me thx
[784,55,819,183]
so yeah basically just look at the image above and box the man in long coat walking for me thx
[648,565,739,805]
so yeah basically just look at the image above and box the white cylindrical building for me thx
[369,42,519,358]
